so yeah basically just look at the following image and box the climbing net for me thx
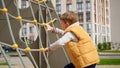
[0,0,69,68]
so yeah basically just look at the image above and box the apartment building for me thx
[55,0,111,44]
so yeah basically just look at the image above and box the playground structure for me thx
[0,0,70,68]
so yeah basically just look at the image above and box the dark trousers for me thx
[64,63,75,68]
[85,64,96,68]
[64,63,96,68]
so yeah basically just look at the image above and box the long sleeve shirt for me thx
[49,28,78,51]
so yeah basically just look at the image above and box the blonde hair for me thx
[60,11,78,25]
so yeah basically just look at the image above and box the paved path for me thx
[0,65,120,68]
[1,56,120,68]
[0,56,34,68]
[99,52,120,59]
[0,53,120,68]
[97,65,120,68]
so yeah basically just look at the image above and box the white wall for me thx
[110,0,120,43]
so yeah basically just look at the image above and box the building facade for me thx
[55,0,111,44]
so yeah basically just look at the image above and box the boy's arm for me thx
[46,24,64,35]
[47,32,78,51]
[51,28,64,35]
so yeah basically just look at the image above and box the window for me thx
[103,36,106,42]
[56,4,61,14]
[89,34,91,37]
[78,13,83,22]
[106,26,109,33]
[14,0,29,9]
[102,26,105,34]
[56,0,61,4]
[22,27,27,36]
[86,12,91,22]
[94,14,96,23]
[21,0,26,8]
[77,0,83,2]
[80,24,83,27]
[86,24,92,33]
[95,24,97,33]
[86,0,90,2]
[77,3,83,12]
[21,0,29,9]
[30,27,34,33]
[67,0,72,2]
[95,35,97,44]
[66,4,72,11]
[58,14,61,17]
[86,2,90,11]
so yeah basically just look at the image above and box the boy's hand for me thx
[46,24,53,31]
[44,47,49,52]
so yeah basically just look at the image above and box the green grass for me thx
[6,52,17,55]
[5,52,25,56]
[98,59,120,65]
[98,50,120,53]
[0,62,8,65]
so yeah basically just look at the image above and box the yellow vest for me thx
[65,26,99,68]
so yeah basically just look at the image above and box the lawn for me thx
[98,50,120,65]
[98,50,120,53]
[98,59,120,65]
[0,62,8,65]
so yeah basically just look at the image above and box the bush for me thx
[97,42,111,50]
[107,42,111,50]
[103,42,108,50]
[97,43,103,50]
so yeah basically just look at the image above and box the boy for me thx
[45,11,99,68]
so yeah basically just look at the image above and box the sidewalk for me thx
[0,54,120,68]
[99,52,120,55]
[0,56,34,68]
[97,65,120,68]
[0,64,120,68]
[99,52,120,59]
[0,65,120,68]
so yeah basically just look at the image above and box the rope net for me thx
[0,0,69,68]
